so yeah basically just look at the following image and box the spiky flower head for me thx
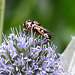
[0,26,67,75]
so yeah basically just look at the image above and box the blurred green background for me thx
[0,0,75,53]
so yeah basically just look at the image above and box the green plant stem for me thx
[0,0,5,43]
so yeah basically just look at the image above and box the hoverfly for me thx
[23,20,54,47]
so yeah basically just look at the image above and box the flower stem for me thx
[0,0,5,43]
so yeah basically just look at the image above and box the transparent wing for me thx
[38,26,55,35]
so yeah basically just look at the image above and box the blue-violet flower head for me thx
[0,26,67,75]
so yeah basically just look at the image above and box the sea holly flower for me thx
[0,26,69,75]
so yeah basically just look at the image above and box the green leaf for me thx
[61,36,75,74]
[0,0,5,43]
[1,55,7,59]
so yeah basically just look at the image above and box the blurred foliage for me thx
[3,0,75,53]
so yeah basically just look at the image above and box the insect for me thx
[23,20,54,47]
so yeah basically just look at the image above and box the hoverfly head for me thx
[23,20,32,29]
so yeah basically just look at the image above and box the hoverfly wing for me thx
[47,29,55,35]
[37,26,55,35]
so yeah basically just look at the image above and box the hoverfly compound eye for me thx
[23,20,32,29]
[23,21,27,29]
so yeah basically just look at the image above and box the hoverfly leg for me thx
[41,40,48,48]
[23,28,28,35]
[23,28,27,31]
[25,31,28,35]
